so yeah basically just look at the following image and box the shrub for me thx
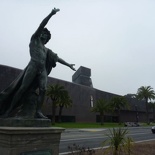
[102,128,133,155]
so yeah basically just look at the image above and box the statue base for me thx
[0,126,65,155]
[0,118,51,127]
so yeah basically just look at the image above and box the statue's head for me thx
[41,28,51,44]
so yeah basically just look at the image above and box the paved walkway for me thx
[64,126,151,133]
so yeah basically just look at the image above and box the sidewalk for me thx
[63,128,107,133]
[63,126,151,133]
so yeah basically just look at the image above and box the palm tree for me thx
[110,96,129,125]
[91,98,110,125]
[46,84,67,125]
[58,92,72,123]
[136,86,155,124]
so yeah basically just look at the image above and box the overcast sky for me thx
[0,0,155,96]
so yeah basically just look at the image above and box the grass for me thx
[53,122,154,128]
[54,122,124,128]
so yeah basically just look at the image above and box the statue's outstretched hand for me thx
[70,64,76,71]
[51,8,60,15]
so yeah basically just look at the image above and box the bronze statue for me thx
[0,8,76,119]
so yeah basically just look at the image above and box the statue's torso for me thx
[29,38,47,72]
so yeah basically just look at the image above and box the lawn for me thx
[53,122,153,128]
[54,122,124,128]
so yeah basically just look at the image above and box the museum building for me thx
[0,64,152,123]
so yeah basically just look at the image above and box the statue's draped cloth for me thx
[0,50,58,115]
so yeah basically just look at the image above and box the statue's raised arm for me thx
[31,8,60,39]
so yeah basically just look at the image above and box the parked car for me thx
[151,126,155,133]
[124,122,140,127]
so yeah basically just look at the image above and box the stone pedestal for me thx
[0,118,51,127]
[0,126,65,155]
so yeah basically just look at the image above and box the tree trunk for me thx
[52,102,57,125]
[153,107,155,122]
[100,114,104,125]
[145,98,149,125]
[58,105,64,123]
[118,110,121,125]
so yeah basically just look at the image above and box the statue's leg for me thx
[35,70,48,119]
